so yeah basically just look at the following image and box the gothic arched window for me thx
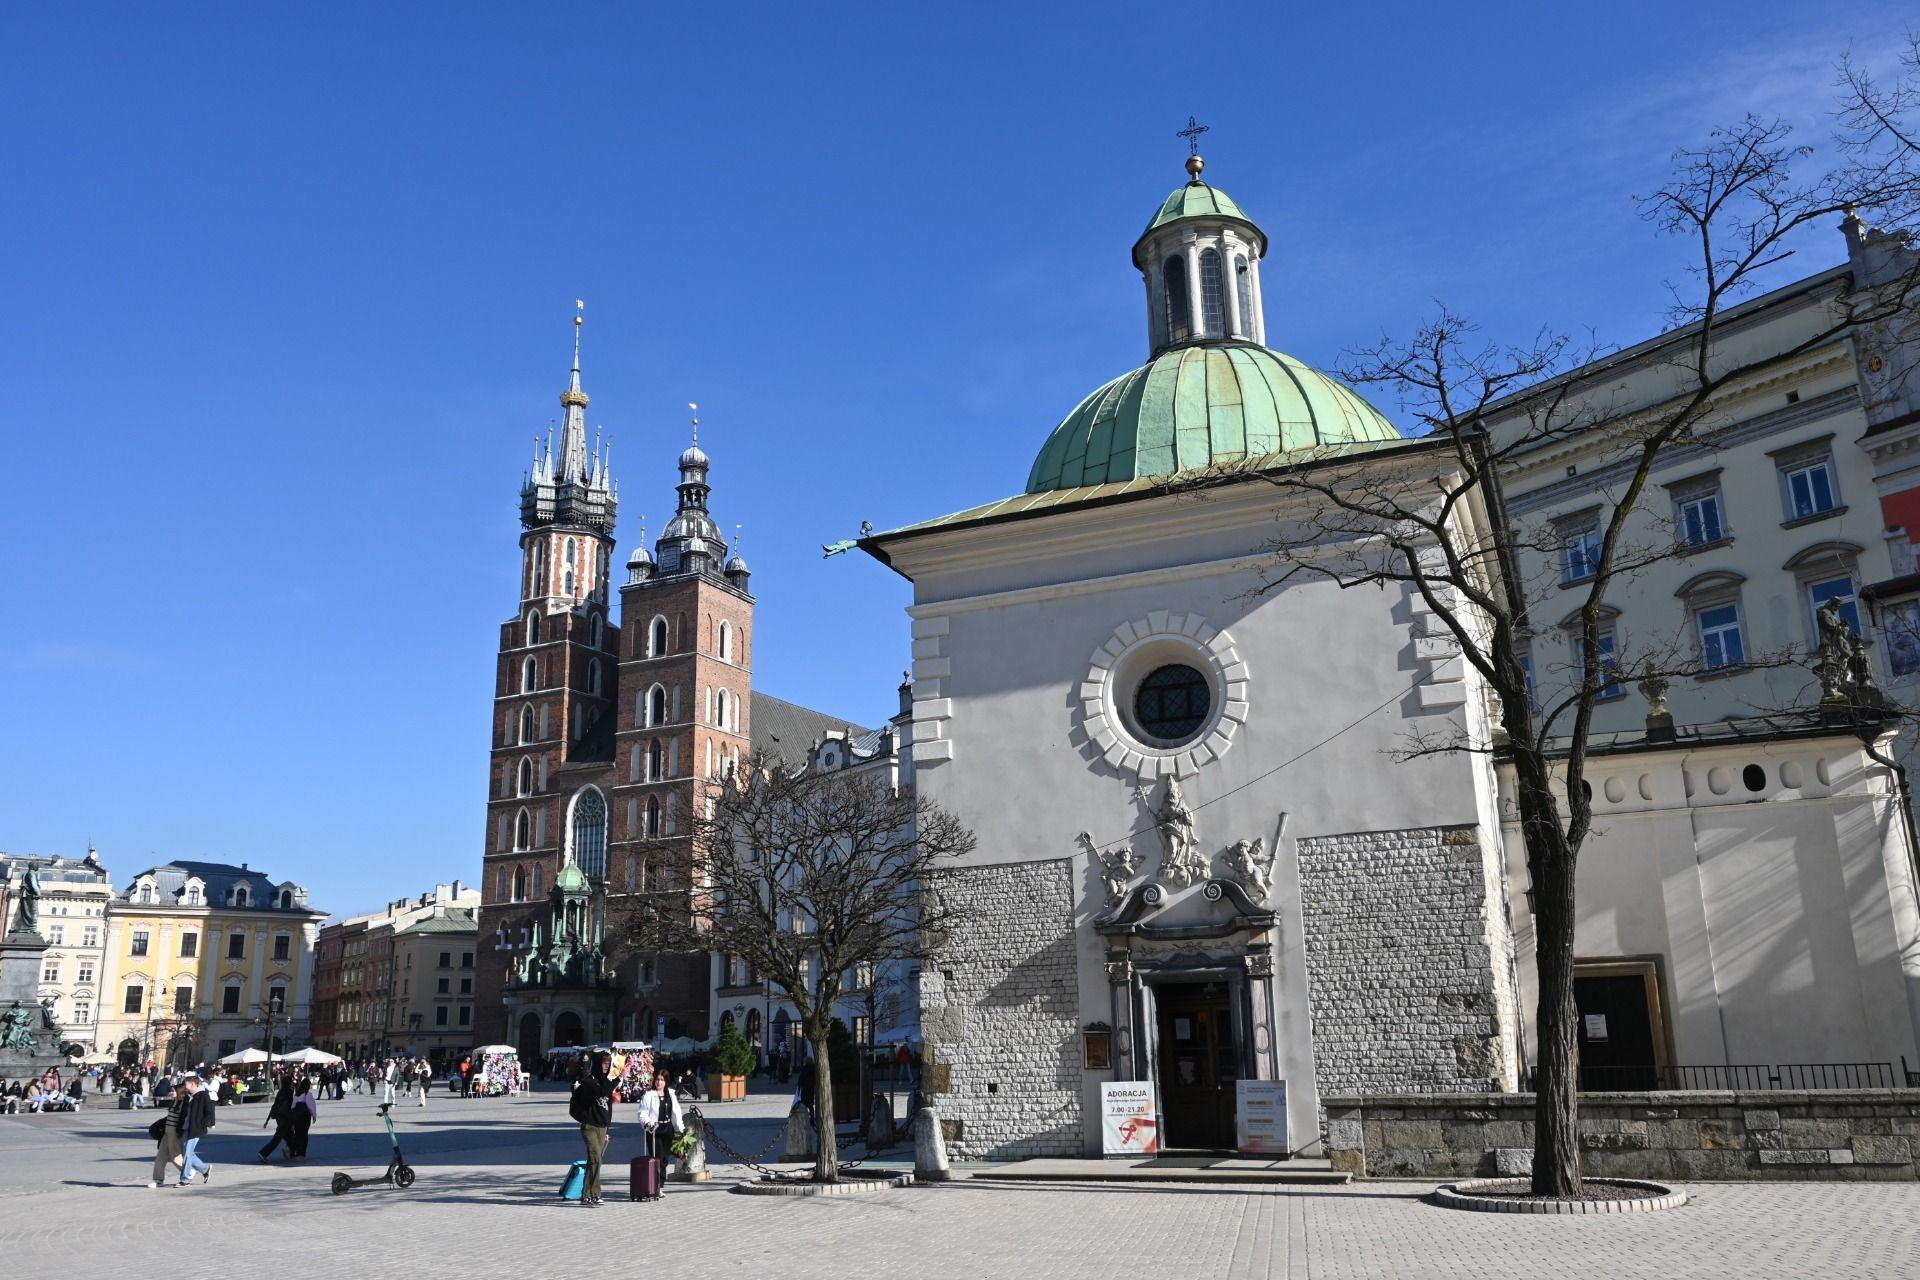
[565,538,577,565]
[563,569,575,596]
[645,796,661,839]
[569,788,608,880]
[647,739,664,782]
[1234,254,1253,337]
[590,614,603,649]
[588,658,603,696]
[1199,248,1224,337]
[516,757,534,797]
[715,688,730,731]
[529,543,545,596]
[522,656,537,693]
[519,705,535,744]
[718,620,733,662]
[649,616,668,657]
[1163,256,1191,342]
[513,808,530,850]
[512,866,528,901]
[526,611,541,645]
[648,685,666,727]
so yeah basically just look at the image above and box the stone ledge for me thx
[1433,1177,1688,1214]
[729,1171,915,1197]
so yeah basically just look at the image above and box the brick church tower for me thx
[475,321,755,1052]
[609,410,755,1043]
[474,309,622,1048]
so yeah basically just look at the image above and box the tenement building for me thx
[473,314,862,1058]
[96,861,324,1065]
[309,882,480,1063]
[858,155,1920,1158]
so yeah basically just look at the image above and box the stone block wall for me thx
[1296,827,1506,1095]
[918,858,1082,1160]
[1325,1091,1920,1181]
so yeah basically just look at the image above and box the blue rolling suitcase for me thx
[559,1159,588,1200]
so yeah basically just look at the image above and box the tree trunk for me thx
[811,1028,838,1182]
[1526,806,1582,1196]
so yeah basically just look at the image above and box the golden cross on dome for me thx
[1177,116,1209,156]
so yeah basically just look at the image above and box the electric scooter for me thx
[330,1102,416,1194]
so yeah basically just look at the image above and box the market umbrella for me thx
[216,1047,276,1066]
[78,1051,117,1066]
[472,1044,518,1056]
[277,1047,343,1066]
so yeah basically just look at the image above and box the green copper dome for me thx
[555,861,589,892]
[1135,182,1267,261]
[1025,341,1403,494]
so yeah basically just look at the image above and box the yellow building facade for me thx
[97,860,324,1065]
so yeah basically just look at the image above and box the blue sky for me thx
[1,2,1910,915]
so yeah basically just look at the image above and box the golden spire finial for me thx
[689,402,700,448]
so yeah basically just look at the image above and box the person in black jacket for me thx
[177,1074,215,1186]
[259,1076,296,1161]
[570,1051,615,1206]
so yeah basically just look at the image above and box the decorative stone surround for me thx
[1078,611,1248,779]
[1433,1177,1687,1214]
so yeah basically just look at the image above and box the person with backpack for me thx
[568,1051,615,1207]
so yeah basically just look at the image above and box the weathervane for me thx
[1177,116,1209,156]
[688,401,700,448]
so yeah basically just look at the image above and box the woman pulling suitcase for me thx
[631,1068,683,1201]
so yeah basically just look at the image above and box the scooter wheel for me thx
[394,1165,415,1189]
[331,1173,352,1195]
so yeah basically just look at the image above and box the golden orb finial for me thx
[1186,153,1205,182]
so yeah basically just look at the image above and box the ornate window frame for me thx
[1079,612,1248,779]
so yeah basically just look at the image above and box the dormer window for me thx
[278,889,293,910]
[138,884,154,904]
[232,884,250,908]
[185,884,202,906]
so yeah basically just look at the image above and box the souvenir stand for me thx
[606,1041,654,1100]
[471,1044,522,1096]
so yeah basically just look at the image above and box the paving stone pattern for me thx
[919,857,1083,1160]
[1297,826,1505,1096]
[3,1095,1919,1279]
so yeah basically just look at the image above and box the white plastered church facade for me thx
[861,157,1920,1159]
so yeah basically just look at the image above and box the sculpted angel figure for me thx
[1087,834,1138,910]
[1226,836,1272,900]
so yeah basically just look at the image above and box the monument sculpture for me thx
[8,864,40,935]
[1816,598,1884,708]
[1137,778,1208,887]
[1083,833,1138,909]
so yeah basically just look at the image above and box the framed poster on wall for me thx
[1235,1079,1289,1155]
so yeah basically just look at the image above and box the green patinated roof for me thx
[870,434,1422,545]
[554,862,589,892]
[1136,182,1266,258]
[1024,341,1402,494]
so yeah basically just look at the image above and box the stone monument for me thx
[0,863,71,1081]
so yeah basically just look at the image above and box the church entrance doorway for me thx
[1154,981,1238,1150]
[1574,960,1667,1091]
[517,1012,542,1063]
[553,1011,584,1048]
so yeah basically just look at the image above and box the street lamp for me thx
[252,993,286,1081]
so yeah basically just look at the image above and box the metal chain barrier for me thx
[685,1104,882,1181]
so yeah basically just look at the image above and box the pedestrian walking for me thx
[568,1051,615,1207]
[258,1076,296,1161]
[381,1057,397,1107]
[289,1074,317,1158]
[149,1090,187,1188]
[176,1074,215,1186]
[416,1057,429,1108]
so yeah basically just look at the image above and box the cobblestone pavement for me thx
[4,1088,1917,1278]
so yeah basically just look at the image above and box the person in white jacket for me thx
[635,1069,684,1165]
[381,1058,397,1106]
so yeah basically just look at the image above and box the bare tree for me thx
[1225,113,1919,1195]
[630,755,975,1182]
